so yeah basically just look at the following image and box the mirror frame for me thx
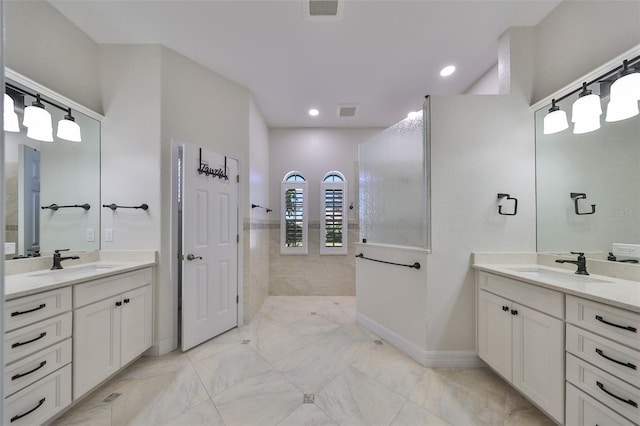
[532,44,640,258]
[5,68,104,257]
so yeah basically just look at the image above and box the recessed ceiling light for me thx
[440,65,456,77]
[308,108,319,117]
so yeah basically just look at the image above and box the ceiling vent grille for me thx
[304,0,343,20]
[338,104,358,117]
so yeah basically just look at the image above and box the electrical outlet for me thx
[4,242,16,255]
[86,228,95,242]
[105,228,113,242]
[612,243,640,259]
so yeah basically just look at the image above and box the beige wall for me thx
[5,1,102,114]
[533,1,640,103]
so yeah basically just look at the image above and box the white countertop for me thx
[474,263,640,313]
[5,259,155,300]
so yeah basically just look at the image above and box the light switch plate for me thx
[4,242,16,255]
[612,243,640,259]
[105,228,113,242]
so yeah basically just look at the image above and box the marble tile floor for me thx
[52,296,556,426]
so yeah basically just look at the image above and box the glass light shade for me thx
[605,96,639,122]
[26,122,53,142]
[57,118,82,142]
[23,104,52,130]
[571,93,602,123]
[543,108,568,134]
[4,94,20,132]
[572,116,601,134]
[610,70,640,102]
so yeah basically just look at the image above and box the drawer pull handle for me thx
[596,381,638,407]
[11,360,47,380]
[11,304,46,317]
[11,332,47,348]
[10,398,46,422]
[596,348,637,370]
[595,315,637,333]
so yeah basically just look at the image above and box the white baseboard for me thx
[144,339,176,357]
[356,312,484,368]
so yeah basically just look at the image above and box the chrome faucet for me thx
[555,251,589,275]
[51,249,80,270]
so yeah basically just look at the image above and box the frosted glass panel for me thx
[359,110,428,248]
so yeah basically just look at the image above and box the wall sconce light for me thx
[542,54,640,136]
[543,99,568,134]
[3,94,20,132]
[57,108,82,142]
[606,60,640,122]
[571,83,602,134]
[5,83,82,142]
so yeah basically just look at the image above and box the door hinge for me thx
[236,174,239,183]
[237,234,239,243]
[236,295,239,304]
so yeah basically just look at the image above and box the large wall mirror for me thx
[4,70,102,259]
[535,47,640,260]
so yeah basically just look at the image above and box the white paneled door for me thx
[181,144,239,351]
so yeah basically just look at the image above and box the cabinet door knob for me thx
[502,306,509,312]
[511,309,518,316]
[123,298,130,304]
[115,301,122,307]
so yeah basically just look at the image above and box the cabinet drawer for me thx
[566,383,636,426]
[5,312,72,364]
[567,323,640,388]
[74,267,152,308]
[5,287,71,332]
[4,338,72,397]
[567,352,640,424]
[477,272,563,318]
[567,295,640,350]
[4,363,72,426]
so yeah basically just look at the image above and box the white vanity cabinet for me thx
[73,268,153,399]
[477,271,565,423]
[565,295,640,425]
[3,287,73,425]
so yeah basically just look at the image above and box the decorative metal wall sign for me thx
[197,148,228,181]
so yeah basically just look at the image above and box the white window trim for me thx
[281,180,308,255]
[320,173,347,255]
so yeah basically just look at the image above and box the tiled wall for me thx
[269,221,357,295]
[242,218,270,322]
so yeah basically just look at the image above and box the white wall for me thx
[249,98,270,221]
[5,1,102,114]
[533,1,640,103]
[269,128,381,222]
[464,63,499,95]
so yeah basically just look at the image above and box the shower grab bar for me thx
[355,253,421,270]
[41,203,90,211]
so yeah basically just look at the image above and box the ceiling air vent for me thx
[338,104,358,118]
[304,0,343,20]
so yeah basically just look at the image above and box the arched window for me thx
[281,171,308,254]
[321,171,347,255]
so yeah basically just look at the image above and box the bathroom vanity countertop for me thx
[474,263,640,313]
[5,260,155,300]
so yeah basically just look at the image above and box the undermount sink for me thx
[506,267,613,284]
[29,264,117,278]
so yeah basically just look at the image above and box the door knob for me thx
[186,254,203,261]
